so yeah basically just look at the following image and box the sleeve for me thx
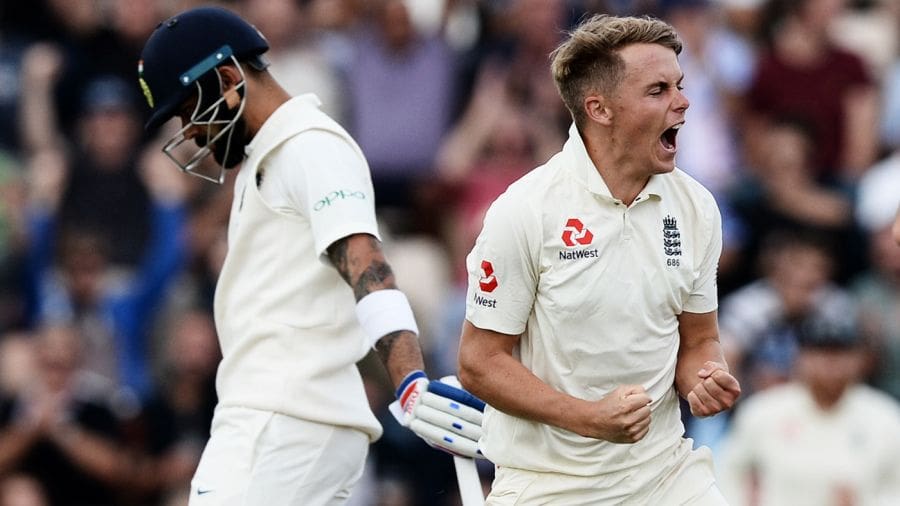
[683,192,722,314]
[272,130,381,258]
[464,190,539,336]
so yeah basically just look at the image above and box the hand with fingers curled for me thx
[686,361,741,418]
[390,371,486,459]
[579,385,653,444]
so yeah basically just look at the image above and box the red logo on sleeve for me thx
[561,218,593,247]
[478,260,498,292]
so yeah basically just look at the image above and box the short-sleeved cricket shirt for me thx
[213,95,382,441]
[465,123,722,482]
[719,383,900,505]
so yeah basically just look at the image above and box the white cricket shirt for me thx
[718,383,900,506]
[465,123,722,482]
[213,94,382,441]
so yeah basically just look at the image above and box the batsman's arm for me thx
[326,233,424,387]
[458,320,651,443]
[328,233,486,459]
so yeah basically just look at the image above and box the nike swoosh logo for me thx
[197,489,214,495]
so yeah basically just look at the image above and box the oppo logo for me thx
[314,190,366,211]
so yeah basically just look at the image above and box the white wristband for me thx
[355,289,419,348]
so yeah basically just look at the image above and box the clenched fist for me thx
[686,361,741,418]
[577,385,652,444]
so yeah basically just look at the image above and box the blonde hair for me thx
[551,14,682,127]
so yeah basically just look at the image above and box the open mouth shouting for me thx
[660,122,682,153]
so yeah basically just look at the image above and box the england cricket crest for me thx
[663,215,682,257]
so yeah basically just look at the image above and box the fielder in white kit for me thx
[458,14,741,505]
[137,6,485,505]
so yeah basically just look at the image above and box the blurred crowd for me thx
[0,0,898,505]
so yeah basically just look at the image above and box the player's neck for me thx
[584,135,649,206]
[243,78,292,140]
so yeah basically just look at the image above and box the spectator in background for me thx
[467,0,570,164]
[717,312,900,506]
[0,15,28,154]
[0,473,48,506]
[57,75,153,266]
[0,324,133,506]
[0,153,27,332]
[16,0,125,137]
[348,0,457,232]
[852,152,900,399]
[126,308,219,506]
[104,0,167,94]
[19,44,152,268]
[601,0,660,15]
[0,332,34,400]
[718,229,855,397]
[0,333,46,505]
[742,0,879,181]
[712,0,766,44]
[727,115,861,284]
[24,134,188,401]
[241,0,348,124]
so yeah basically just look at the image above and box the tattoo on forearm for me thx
[354,262,394,300]
[327,235,397,300]
[326,238,352,284]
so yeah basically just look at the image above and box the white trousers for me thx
[189,406,369,506]
[487,441,726,505]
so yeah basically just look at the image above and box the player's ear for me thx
[218,64,242,109]
[584,94,613,126]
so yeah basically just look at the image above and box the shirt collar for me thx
[245,94,322,157]
[563,122,666,203]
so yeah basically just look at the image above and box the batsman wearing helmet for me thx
[138,7,485,504]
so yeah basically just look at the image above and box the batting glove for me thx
[389,371,486,459]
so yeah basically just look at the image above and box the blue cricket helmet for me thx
[138,6,269,130]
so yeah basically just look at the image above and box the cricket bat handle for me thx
[454,455,485,506]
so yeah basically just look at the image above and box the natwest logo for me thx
[561,218,593,247]
[478,260,498,292]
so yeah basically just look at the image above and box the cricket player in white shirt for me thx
[137,6,485,505]
[458,14,741,504]
[718,313,900,506]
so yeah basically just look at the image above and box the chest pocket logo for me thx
[561,218,593,247]
[663,215,682,267]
